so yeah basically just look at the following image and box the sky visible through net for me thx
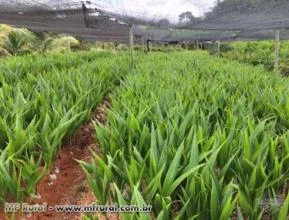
[0,0,289,43]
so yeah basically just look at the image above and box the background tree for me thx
[3,30,30,56]
[30,32,54,54]
[179,11,195,24]
[158,19,171,28]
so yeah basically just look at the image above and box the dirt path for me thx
[1,97,110,220]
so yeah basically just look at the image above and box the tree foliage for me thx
[158,19,170,27]
[3,30,30,56]
[179,11,195,23]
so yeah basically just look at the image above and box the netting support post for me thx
[67,38,71,52]
[147,40,150,53]
[142,36,145,53]
[217,40,221,57]
[196,41,199,50]
[274,30,280,71]
[129,24,134,68]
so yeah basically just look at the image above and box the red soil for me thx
[0,97,110,220]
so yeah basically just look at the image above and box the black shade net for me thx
[0,0,288,43]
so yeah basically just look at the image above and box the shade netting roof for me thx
[0,0,288,43]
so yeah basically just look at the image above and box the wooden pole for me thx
[185,41,188,50]
[274,30,280,71]
[217,40,221,57]
[196,41,199,50]
[142,36,145,53]
[147,40,150,52]
[129,24,134,67]
[67,38,71,52]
